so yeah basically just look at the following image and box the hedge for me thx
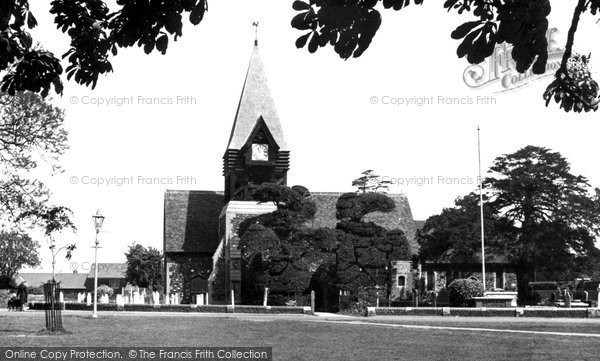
[528,282,559,291]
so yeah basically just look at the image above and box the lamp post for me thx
[92,210,105,319]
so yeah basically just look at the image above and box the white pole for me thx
[478,126,486,294]
[92,231,99,318]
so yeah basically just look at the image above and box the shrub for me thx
[27,285,44,295]
[0,276,16,289]
[448,279,484,307]
[96,285,114,300]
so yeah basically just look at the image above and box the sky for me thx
[18,1,600,273]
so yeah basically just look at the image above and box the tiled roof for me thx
[305,192,418,254]
[16,272,87,289]
[164,190,418,256]
[164,190,224,254]
[86,263,127,279]
[226,44,288,151]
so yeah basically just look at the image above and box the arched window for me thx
[398,276,406,287]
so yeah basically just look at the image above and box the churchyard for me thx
[1,311,600,360]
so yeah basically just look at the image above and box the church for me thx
[163,40,419,305]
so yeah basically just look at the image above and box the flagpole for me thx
[478,126,486,294]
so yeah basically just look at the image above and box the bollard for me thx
[231,290,235,307]
[263,287,269,307]
[433,292,437,308]
[86,293,92,306]
[310,290,315,315]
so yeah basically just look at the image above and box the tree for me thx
[485,146,600,286]
[18,206,77,280]
[291,0,600,113]
[0,92,68,221]
[125,244,164,292]
[352,170,392,194]
[332,192,411,304]
[0,230,41,288]
[239,184,323,304]
[240,184,412,309]
[0,0,207,97]
[417,192,514,264]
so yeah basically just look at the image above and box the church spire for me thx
[223,35,290,202]
[225,35,288,152]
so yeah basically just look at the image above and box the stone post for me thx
[263,288,269,307]
[86,292,92,306]
[310,290,315,315]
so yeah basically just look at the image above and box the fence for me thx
[43,281,63,332]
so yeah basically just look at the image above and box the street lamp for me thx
[92,209,105,319]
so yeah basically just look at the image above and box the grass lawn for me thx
[1,311,600,360]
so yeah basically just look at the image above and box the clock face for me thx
[251,144,269,161]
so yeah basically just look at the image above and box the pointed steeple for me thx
[222,41,290,202]
[226,43,288,152]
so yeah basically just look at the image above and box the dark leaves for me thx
[156,34,168,55]
[1,0,209,96]
[382,0,424,11]
[189,2,207,25]
[1,50,63,97]
[452,21,497,64]
[292,0,411,59]
[496,0,551,74]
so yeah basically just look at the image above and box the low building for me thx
[84,263,128,294]
[420,252,518,294]
[15,272,87,300]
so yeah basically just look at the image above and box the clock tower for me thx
[223,41,290,202]
[217,39,290,303]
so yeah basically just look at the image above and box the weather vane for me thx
[253,21,260,46]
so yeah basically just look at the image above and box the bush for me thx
[448,279,484,307]
[0,276,16,289]
[96,285,114,300]
[27,285,44,295]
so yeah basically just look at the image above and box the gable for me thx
[164,190,224,254]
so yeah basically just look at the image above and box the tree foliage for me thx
[0,92,68,221]
[125,243,164,291]
[418,145,600,292]
[240,185,324,299]
[0,230,41,286]
[417,192,514,263]
[336,192,395,222]
[0,0,207,96]
[485,146,600,277]
[240,184,411,306]
[291,0,600,113]
[352,170,391,194]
